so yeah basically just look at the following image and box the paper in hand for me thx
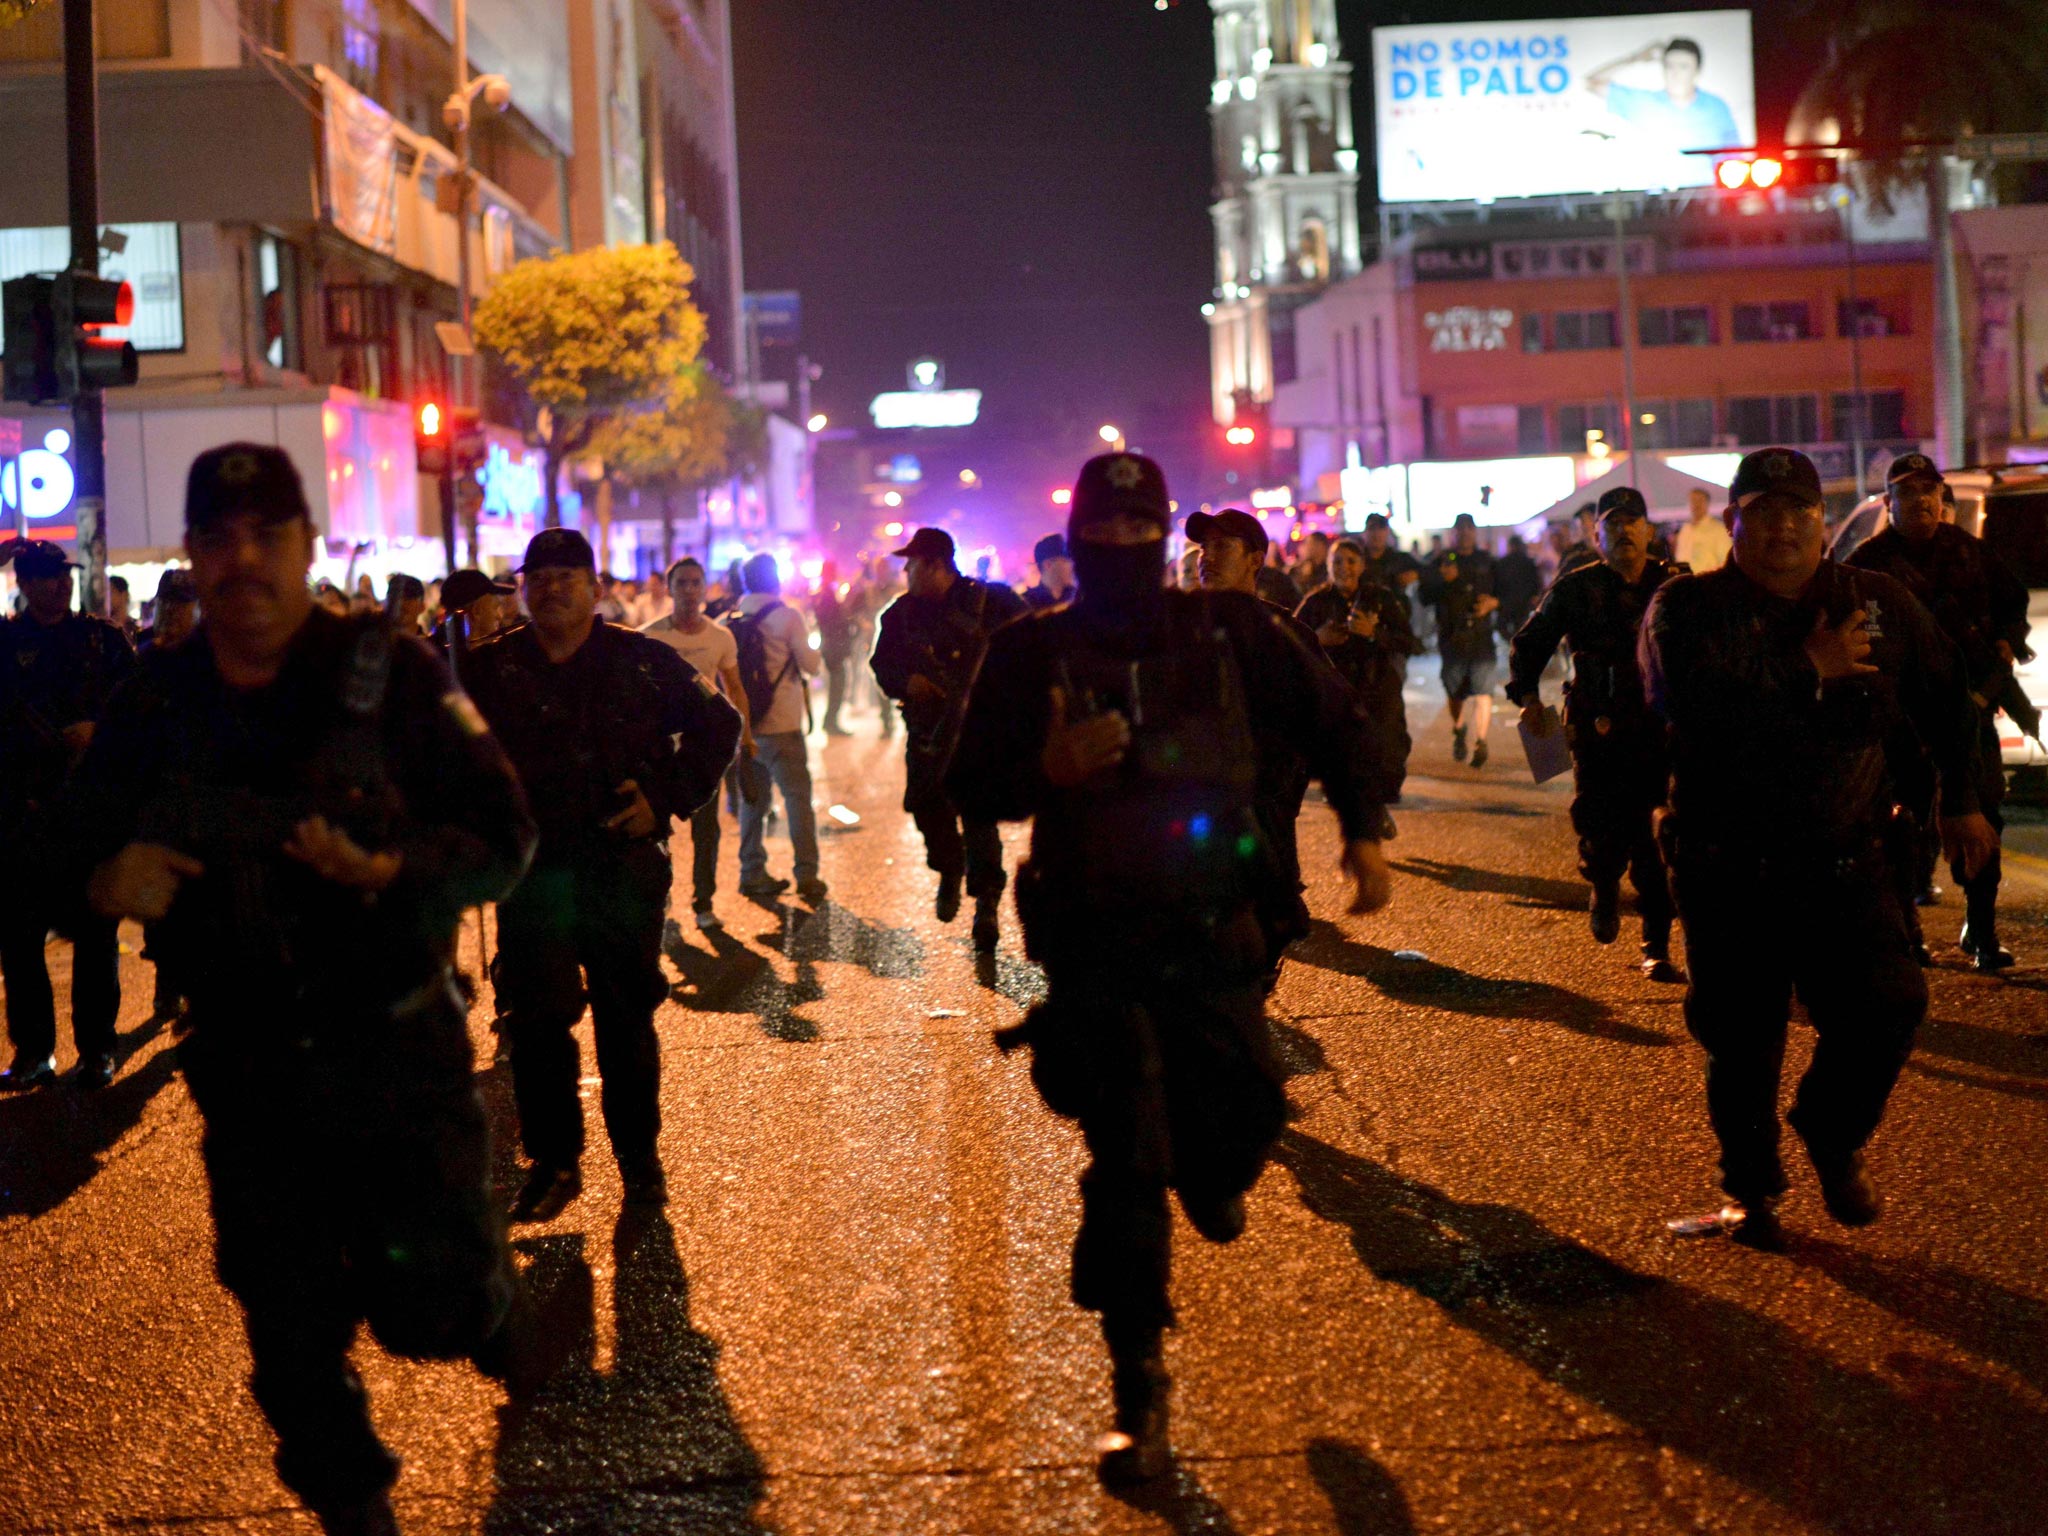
[1518,706,1573,785]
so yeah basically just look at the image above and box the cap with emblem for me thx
[1183,507,1268,557]
[154,568,198,605]
[892,527,956,564]
[1596,486,1650,521]
[1885,452,1943,489]
[440,568,516,611]
[185,443,311,530]
[5,539,79,580]
[1729,446,1824,506]
[1068,453,1171,538]
[1032,533,1068,566]
[518,528,596,573]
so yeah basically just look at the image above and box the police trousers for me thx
[0,905,119,1063]
[1668,835,1926,1202]
[180,983,513,1510]
[1568,718,1672,942]
[1016,899,1286,1338]
[905,748,1005,898]
[496,841,672,1172]
[1894,713,2006,921]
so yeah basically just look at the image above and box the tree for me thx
[589,364,736,567]
[0,1,49,26]
[473,242,708,528]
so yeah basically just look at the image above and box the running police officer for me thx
[949,454,1393,1482]
[1296,532,1422,804]
[1420,513,1501,767]
[1847,453,2032,971]
[0,537,135,1090]
[1508,486,1683,980]
[872,526,1027,950]
[466,529,741,1222]
[43,444,537,1534]
[1642,448,1997,1246]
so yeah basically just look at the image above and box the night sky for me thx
[732,1,1816,518]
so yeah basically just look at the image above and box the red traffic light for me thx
[1224,425,1258,447]
[1714,153,1837,192]
[418,400,445,439]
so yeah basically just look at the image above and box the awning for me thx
[1530,456,1727,525]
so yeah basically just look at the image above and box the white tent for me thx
[1530,456,1726,525]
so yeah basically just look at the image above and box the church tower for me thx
[1206,0,1363,425]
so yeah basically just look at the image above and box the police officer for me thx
[1641,448,1996,1246]
[1022,533,1077,610]
[873,526,1027,950]
[466,528,741,1221]
[138,567,200,654]
[1847,453,2032,971]
[1359,511,1422,596]
[949,454,1393,1481]
[43,444,537,1535]
[1295,532,1422,805]
[1420,512,1501,767]
[0,537,135,1091]
[1508,486,1683,980]
[429,568,517,665]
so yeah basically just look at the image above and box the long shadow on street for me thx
[1273,1130,2048,1536]
[0,1020,178,1218]
[1390,856,1589,912]
[663,901,924,1043]
[486,1210,770,1534]
[1289,922,1669,1049]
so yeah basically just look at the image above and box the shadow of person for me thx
[488,1211,770,1533]
[1305,1438,1416,1536]
[665,903,928,1045]
[1103,1459,1249,1535]
[1289,922,1669,1049]
[1272,1130,2048,1536]
[0,1043,179,1218]
[1389,856,1590,912]
[1905,1014,2048,1101]
[967,942,1046,1010]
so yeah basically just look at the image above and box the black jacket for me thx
[1507,558,1678,722]
[1846,523,2032,692]
[1296,581,1421,711]
[1419,548,1499,661]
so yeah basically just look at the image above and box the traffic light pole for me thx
[63,0,107,617]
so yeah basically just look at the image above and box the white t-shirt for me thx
[641,613,739,698]
[729,593,820,736]
[1675,514,1733,573]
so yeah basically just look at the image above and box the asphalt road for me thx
[3,682,2045,1535]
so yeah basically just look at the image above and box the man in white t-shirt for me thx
[728,553,826,904]
[1673,486,1732,572]
[643,558,755,929]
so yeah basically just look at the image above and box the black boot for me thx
[1589,879,1621,945]
[313,1491,401,1536]
[1098,1329,1171,1485]
[1960,888,2014,972]
[935,872,963,924]
[1640,920,1684,984]
[971,893,1000,952]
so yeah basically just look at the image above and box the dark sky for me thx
[732,1,1816,491]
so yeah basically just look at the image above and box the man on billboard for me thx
[1587,37,1739,163]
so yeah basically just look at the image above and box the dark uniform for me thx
[466,537,741,1206]
[1508,508,1681,969]
[872,530,1028,943]
[1641,449,1983,1224]
[1845,455,2032,967]
[1493,540,1544,639]
[1022,532,1075,612]
[40,440,537,1524]
[0,542,135,1083]
[949,454,1387,1476]
[1295,578,1420,803]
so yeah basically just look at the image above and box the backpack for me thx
[730,601,795,727]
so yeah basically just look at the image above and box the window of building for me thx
[1552,310,1618,351]
[1517,405,1548,454]
[1557,402,1618,451]
[1639,305,1714,347]
[1831,390,1908,442]
[1837,297,1909,339]
[258,235,301,372]
[1298,219,1330,284]
[1733,301,1816,343]
[1521,313,1545,354]
[1728,393,1820,445]
[1633,398,1717,450]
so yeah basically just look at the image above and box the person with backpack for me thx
[728,552,827,904]
[872,527,1027,949]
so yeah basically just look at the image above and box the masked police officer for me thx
[1847,453,2032,971]
[872,526,1028,950]
[1508,486,1683,980]
[41,444,537,1535]
[1642,448,1997,1247]
[466,529,741,1222]
[0,537,135,1090]
[949,454,1393,1482]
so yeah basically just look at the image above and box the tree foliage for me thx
[590,364,733,495]
[0,0,47,27]
[473,242,707,526]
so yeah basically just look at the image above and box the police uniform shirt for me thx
[1295,581,1420,703]
[1360,547,1420,593]
[1507,558,1677,717]
[1641,560,1982,850]
[1420,548,1499,661]
[872,576,1029,705]
[0,609,134,733]
[1846,522,2032,690]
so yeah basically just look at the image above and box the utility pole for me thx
[1611,189,1640,489]
[1927,152,1968,468]
[63,0,107,616]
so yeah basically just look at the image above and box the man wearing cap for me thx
[949,453,1393,1482]
[1509,486,1684,979]
[431,568,518,665]
[1023,533,1076,611]
[1642,447,1997,1246]
[1420,512,1502,768]
[1555,504,1602,583]
[467,527,742,1222]
[138,567,200,655]
[384,574,426,636]
[38,443,537,1532]
[0,538,135,1091]
[1359,511,1422,596]
[873,526,1027,949]
[1848,453,2033,971]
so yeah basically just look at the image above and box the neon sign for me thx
[0,428,77,521]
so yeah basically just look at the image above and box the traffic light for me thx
[3,276,58,404]
[54,273,138,395]
[1224,424,1258,448]
[416,399,449,474]
[1714,154,1839,192]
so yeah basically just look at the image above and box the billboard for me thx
[1373,11,1756,204]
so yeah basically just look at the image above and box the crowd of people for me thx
[0,434,2032,1527]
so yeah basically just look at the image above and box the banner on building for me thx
[319,68,399,258]
[1373,11,1756,204]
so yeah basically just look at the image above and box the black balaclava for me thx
[1067,453,1172,627]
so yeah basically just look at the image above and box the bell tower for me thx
[1206,0,1363,425]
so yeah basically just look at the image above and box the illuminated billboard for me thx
[1373,11,1756,204]
[870,390,982,430]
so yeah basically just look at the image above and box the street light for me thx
[1099,424,1125,451]
[807,412,828,433]
[1052,488,1073,506]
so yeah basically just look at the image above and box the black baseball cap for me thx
[6,538,78,579]
[440,568,516,611]
[1452,512,1477,530]
[1364,512,1392,532]
[154,568,198,604]
[1596,486,1649,521]
[387,573,425,603]
[186,443,311,529]
[1069,453,1171,537]
[893,527,956,563]
[1184,508,1269,557]
[518,528,596,573]
[1729,447,1824,506]
[1885,452,1943,488]
[1032,533,1068,565]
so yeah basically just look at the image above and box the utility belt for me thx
[1658,814,1892,884]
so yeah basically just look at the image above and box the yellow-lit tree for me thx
[0,1,48,25]
[590,364,736,567]
[473,242,707,528]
